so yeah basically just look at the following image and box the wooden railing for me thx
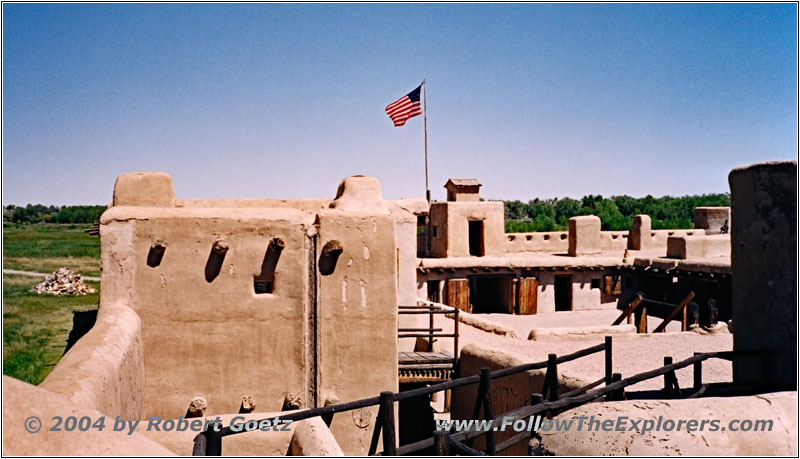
[191,339,611,456]
[612,291,696,333]
[397,304,459,375]
[191,339,769,456]
[431,349,770,456]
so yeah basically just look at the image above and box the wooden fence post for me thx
[528,393,544,455]
[192,433,207,456]
[467,367,492,450]
[367,401,385,456]
[481,367,496,455]
[379,391,397,456]
[547,354,559,402]
[654,291,695,333]
[693,353,702,392]
[637,303,648,333]
[434,430,450,456]
[663,357,673,397]
[612,373,623,401]
[604,336,613,386]
[204,428,222,456]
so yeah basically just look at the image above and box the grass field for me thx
[3,223,101,384]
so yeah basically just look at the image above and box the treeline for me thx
[3,204,107,224]
[504,194,730,232]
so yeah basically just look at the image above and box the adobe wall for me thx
[568,216,602,256]
[39,302,145,419]
[666,234,730,259]
[650,229,703,250]
[387,200,427,306]
[542,392,797,455]
[729,161,797,388]
[315,208,399,454]
[694,206,731,233]
[535,271,616,313]
[36,172,401,455]
[100,205,313,419]
[570,271,617,311]
[451,345,590,456]
[141,411,297,455]
[2,377,175,456]
[598,230,629,251]
[429,201,505,258]
[503,228,704,255]
[504,231,569,253]
[389,201,427,352]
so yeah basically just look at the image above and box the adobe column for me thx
[729,160,797,389]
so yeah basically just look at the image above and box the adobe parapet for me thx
[55,172,404,455]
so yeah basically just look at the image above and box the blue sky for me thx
[2,3,797,205]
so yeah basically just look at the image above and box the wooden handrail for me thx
[611,295,643,326]
[653,291,695,333]
[192,338,609,455]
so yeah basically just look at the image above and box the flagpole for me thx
[423,79,432,257]
[422,79,430,203]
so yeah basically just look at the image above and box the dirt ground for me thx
[430,309,733,392]
[471,309,684,335]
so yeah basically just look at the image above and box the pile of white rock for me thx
[31,267,96,296]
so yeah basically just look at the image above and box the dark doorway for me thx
[398,382,435,452]
[427,280,440,303]
[555,275,572,311]
[470,275,514,313]
[468,220,485,257]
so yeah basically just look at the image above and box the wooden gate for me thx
[517,277,538,315]
[447,278,471,313]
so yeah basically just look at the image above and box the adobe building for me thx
[3,162,795,456]
[418,178,734,322]
[5,172,417,456]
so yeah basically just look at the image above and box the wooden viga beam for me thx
[611,295,644,326]
[653,291,696,333]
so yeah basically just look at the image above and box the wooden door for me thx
[447,278,471,313]
[517,277,538,315]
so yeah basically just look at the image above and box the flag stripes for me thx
[385,85,422,127]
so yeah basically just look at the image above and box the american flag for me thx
[385,85,422,127]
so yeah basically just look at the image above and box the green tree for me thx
[554,198,581,226]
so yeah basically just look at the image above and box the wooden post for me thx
[693,353,702,392]
[453,309,460,364]
[612,373,623,401]
[379,392,396,456]
[466,366,490,449]
[204,428,222,456]
[434,430,450,456]
[428,307,435,352]
[663,357,673,397]
[612,295,643,326]
[192,433,207,456]
[681,303,688,331]
[528,393,544,455]
[637,303,648,333]
[470,367,490,420]
[480,367,496,455]
[546,354,559,401]
[654,291,695,333]
[367,402,385,456]
[604,336,613,386]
